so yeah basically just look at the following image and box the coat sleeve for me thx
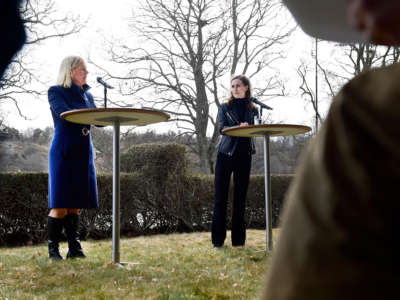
[217,105,227,134]
[86,91,106,128]
[217,104,237,135]
[48,86,72,116]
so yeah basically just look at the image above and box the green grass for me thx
[0,229,279,299]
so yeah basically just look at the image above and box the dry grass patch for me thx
[0,229,279,299]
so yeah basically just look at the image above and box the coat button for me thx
[82,128,90,136]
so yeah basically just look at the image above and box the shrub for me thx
[121,142,188,177]
[0,143,294,246]
[0,172,48,246]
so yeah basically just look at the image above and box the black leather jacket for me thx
[216,102,258,156]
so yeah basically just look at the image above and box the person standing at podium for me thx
[212,75,258,248]
[47,56,99,260]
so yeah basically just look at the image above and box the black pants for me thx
[212,151,252,246]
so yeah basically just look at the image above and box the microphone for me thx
[250,97,273,110]
[96,77,114,89]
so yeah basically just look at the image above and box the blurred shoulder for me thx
[48,85,65,94]
[48,85,71,101]
[220,102,229,110]
[339,62,400,109]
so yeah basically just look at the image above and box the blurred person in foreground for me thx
[0,0,25,79]
[47,56,99,260]
[262,0,400,299]
[212,75,258,248]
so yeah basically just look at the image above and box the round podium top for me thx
[222,124,311,137]
[61,108,170,126]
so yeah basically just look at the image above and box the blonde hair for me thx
[55,56,84,88]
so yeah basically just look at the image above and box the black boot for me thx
[48,216,64,260]
[64,213,86,258]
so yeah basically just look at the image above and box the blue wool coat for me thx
[48,83,99,209]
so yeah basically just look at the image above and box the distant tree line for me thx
[0,124,311,175]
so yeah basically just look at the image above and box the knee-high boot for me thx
[48,216,64,260]
[64,213,86,258]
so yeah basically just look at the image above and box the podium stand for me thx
[61,108,170,265]
[222,124,311,251]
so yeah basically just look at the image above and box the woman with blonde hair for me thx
[212,75,258,248]
[47,56,99,260]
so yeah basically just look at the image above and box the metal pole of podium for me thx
[263,134,273,251]
[112,120,121,263]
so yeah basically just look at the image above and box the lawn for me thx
[0,229,278,299]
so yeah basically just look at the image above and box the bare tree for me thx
[338,43,400,77]
[97,0,293,173]
[297,58,336,131]
[0,0,84,118]
[296,39,335,133]
[297,41,400,133]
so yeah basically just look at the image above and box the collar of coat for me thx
[71,82,91,94]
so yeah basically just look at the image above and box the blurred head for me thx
[348,0,400,45]
[56,56,88,88]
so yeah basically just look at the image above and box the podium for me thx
[61,108,170,265]
[222,124,311,251]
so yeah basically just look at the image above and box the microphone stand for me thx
[97,77,114,108]
[104,85,108,108]
[257,107,264,124]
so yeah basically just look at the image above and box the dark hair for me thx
[227,75,254,110]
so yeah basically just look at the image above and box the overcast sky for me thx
[2,0,336,133]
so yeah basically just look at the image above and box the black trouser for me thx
[212,150,252,246]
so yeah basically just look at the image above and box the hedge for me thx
[0,143,293,246]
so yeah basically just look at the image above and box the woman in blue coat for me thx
[47,56,99,260]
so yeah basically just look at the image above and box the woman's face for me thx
[231,78,248,99]
[71,62,88,87]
